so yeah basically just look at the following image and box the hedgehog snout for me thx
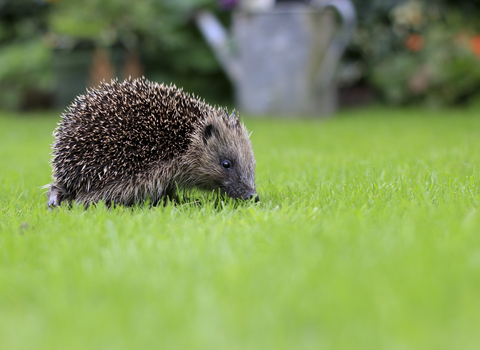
[247,193,260,203]
[230,191,259,202]
[226,183,258,202]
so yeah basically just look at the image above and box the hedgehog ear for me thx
[203,124,216,145]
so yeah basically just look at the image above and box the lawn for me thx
[1,107,479,350]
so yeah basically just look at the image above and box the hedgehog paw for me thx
[47,186,62,209]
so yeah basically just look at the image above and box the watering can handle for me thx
[194,10,241,82]
[311,0,357,89]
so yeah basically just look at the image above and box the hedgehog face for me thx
[186,114,258,202]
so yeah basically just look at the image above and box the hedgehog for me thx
[46,77,258,208]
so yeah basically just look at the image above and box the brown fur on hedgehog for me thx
[47,77,258,208]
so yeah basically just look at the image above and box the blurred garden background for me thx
[1,0,480,112]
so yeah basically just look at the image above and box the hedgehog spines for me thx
[48,77,257,208]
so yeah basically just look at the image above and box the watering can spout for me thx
[194,11,241,83]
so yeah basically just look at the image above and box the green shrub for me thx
[49,0,232,106]
[0,0,52,110]
[350,0,480,106]
[0,40,52,109]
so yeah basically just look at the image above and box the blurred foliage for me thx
[2,0,480,110]
[0,0,231,110]
[0,40,52,109]
[50,0,213,49]
[349,0,480,106]
[0,0,52,110]
[49,0,232,106]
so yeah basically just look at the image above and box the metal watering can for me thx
[195,0,356,116]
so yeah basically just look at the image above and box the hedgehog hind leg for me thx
[47,184,65,209]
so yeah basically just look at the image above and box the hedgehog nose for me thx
[248,193,259,203]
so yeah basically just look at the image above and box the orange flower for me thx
[405,34,424,52]
[470,35,480,58]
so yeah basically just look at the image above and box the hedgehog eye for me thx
[221,160,231,169]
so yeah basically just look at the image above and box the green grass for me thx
[1,107,480,349]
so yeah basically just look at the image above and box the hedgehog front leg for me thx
[163,183,180,205]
